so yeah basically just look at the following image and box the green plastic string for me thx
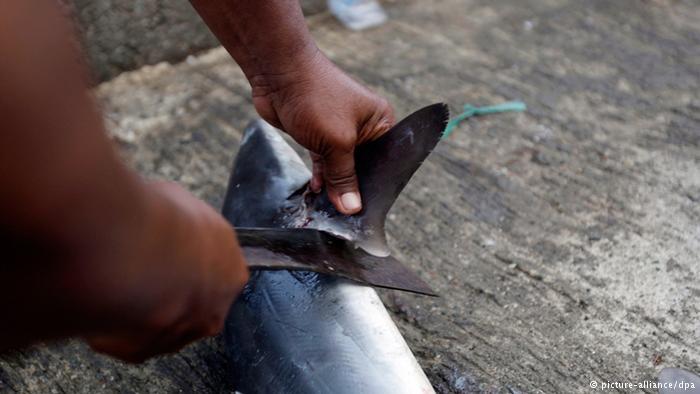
[442,101,526,139]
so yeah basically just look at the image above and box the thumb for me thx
[323,148,362,215]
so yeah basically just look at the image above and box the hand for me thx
[250,51,395,215]
[85,182,248,362]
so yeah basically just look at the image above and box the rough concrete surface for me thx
[68,0,217,82]
[1,0,699,393]
[68,0,327,82]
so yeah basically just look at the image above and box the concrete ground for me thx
[66,0,326,82]
[1,0,699,393]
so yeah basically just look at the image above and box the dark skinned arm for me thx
[189,0,395,214]
[0,1,248,362]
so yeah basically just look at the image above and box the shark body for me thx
[221,104,448,393]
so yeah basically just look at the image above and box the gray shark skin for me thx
[658,368,700,394]
[221,104,448,394]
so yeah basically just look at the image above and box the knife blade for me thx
[236,227,436,296]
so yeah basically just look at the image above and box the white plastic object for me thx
[327,0,388,30]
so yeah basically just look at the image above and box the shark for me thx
[658,368,700,394]
[220,103,449,393]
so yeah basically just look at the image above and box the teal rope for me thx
[443,101,526,139]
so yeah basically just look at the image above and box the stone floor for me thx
[1,0,699,393]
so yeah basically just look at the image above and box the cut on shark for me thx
[221,103,449,393]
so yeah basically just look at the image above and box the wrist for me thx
[247,42,324,100]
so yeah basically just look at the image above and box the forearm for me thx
[189,0,396,215]
[188,0,320,84]
[0,1,188,347]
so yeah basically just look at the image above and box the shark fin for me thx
[306,103,449,255]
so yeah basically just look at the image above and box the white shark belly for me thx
[225,271,433,393]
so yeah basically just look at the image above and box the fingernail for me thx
[341,192,361,212]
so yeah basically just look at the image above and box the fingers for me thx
[84,180,248,363]
[356,96,396,144]
[87,323,206,363]
[88,335,149,363]
[86,285,231,363]
[322,148,362,215]
[310,152,323,193]
[87,299,229,363]
[247,52,396,216]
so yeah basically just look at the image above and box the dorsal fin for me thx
[306,103,449,255]
[222,104,449,256]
